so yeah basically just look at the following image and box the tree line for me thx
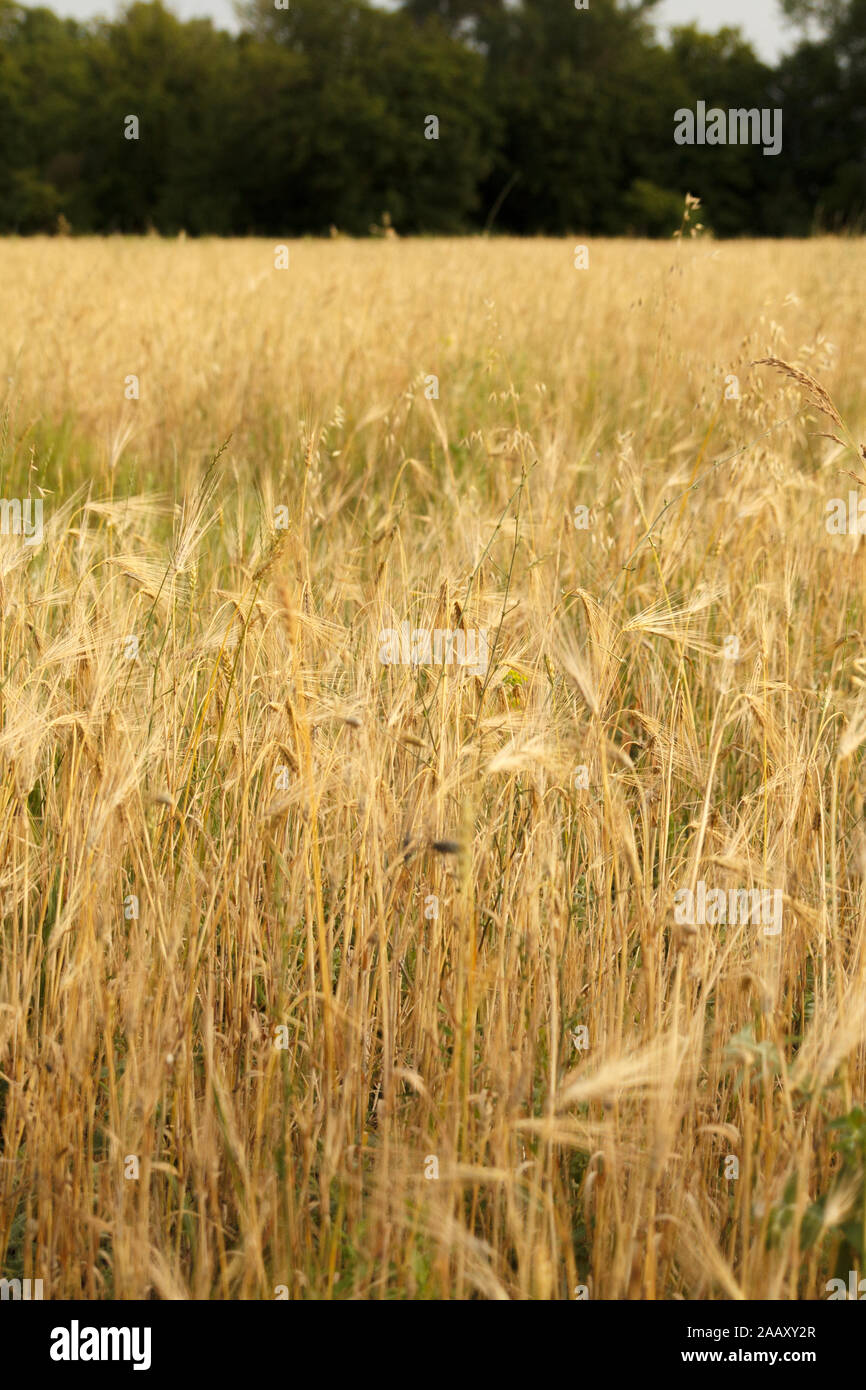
[0,0,863,237]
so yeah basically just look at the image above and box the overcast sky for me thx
[655,0,791,61]
[19,0,795,63]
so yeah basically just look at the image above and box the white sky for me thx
[18,0,795,63]
[654,0,791,62]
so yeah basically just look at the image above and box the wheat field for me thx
[1,232,866,1300]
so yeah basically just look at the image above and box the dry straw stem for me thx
[0,237,865,1299]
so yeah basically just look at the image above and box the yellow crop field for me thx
[2,232,866,1300]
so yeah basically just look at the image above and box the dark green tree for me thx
[238,0,493,233]
[0,2,92,231]
[664,25,779,237]
[774,0,866,230]
[0,0,862,237]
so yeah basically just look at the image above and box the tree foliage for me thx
[0,0,863,236]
